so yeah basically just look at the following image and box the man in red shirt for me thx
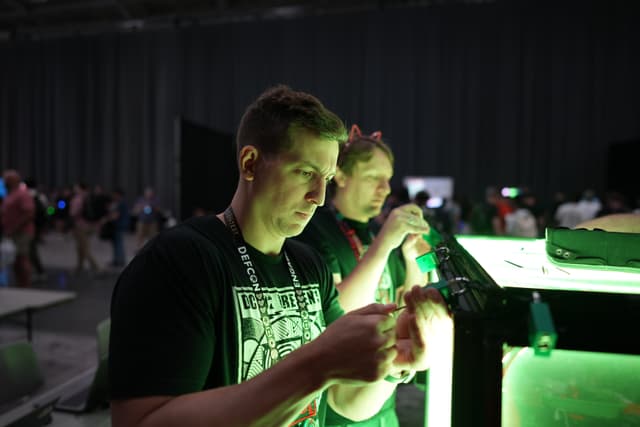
[1,169,35,287]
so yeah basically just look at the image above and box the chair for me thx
[53,318,111,413]
[0,341,44,407]
[96,318,111,362]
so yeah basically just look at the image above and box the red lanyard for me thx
[333,210,371,261]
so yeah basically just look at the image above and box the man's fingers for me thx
[407,313,425,350]
[404,284,428,312]
[350,302,396,316]
[392,204,430,233]
[347,303,397,335]
[424,286,446,304]
[378,313,397,334]
[379,328,397,350]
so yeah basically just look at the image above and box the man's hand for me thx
[377,204,430,254]
[401,233,432,263]
[310,303,399,384]
[393,285,452,372]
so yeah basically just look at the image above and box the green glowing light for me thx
[456,236,640,294]
[422,236,640,427]
[426,314,454,427]
[46,206,55,215]
[502,347,640,426]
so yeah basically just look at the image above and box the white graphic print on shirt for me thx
[233,283,326,426]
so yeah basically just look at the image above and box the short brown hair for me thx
[236,85,347,158]
[337,133,394,176]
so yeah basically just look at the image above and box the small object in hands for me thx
[384,369,416,384]
[416,251,438,273]
[392,305,407,314]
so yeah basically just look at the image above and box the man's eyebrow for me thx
[299,160,336,177]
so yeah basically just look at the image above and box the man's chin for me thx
[366,206,383,219]
[284,221,309,238]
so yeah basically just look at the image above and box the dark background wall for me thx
[1,1,638,213]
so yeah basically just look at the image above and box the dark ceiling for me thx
[0,0,493,40]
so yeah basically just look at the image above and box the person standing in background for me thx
[133,187,160,250]
[70,182,101,275]
[1,170,35,287]
[109,188,130,268]
[25,178,48,282]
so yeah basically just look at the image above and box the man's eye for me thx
[299,170,313,178]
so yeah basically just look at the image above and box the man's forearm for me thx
[402,256,428,296]
[327,380,396,422]
[335,237,393,312]
[112,344,329,427]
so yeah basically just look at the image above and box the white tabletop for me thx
[49,409,111,427]
[0,288,77,318]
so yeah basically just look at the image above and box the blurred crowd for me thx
[1,167,638,288]
[0,168,171,287]
[378,185,639,240]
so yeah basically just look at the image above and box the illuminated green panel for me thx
[502,347,640,427]
[422,236,640,427]
[425,315,454,427]
[456,236,640,294]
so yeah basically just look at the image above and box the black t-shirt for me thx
[109,215,343,426]
[296,206,406,426]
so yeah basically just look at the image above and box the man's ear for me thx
[238,145,259,181]
[333,167,347,187]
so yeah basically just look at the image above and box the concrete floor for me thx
[0,230,426,426]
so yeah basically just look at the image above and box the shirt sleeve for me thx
[109,229,220,399]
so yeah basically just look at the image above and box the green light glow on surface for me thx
[456,236,640,294]
[426,313,454,427]
[46,206,55,215]
[502,347,640,426]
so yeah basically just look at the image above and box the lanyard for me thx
[331,208,395,303]
[223,207,311,363]
[332,209,372,261]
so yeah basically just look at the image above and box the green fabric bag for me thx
[545,227,640,268]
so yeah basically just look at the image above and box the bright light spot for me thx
[501,187,520,198]
[427,197,444,208]
[456,236,640,294]
[57,200,66,209]
[427,313,454,427]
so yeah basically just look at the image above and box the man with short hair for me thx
[1,169,35,287]
[109,86,448,427]
[296,125,433,427]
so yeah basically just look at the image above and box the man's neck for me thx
[332,195,369,223]
[221,192,285,256]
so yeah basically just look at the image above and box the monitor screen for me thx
[402,176,454,200]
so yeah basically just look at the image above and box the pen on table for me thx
[504,259,523,268]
